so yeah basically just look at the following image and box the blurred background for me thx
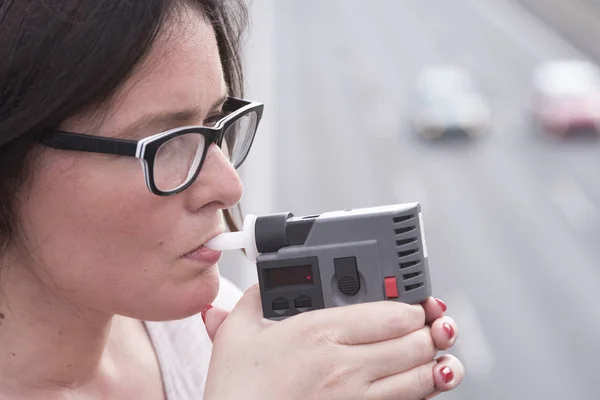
[220,1,600,399]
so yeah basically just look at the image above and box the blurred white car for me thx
[531,59,600,137]
[411,66,491,140]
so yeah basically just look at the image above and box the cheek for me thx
[19,157,179,292]
[17,152,220,319]
[23,155,166,258]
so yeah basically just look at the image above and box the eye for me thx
[203,111,228,127]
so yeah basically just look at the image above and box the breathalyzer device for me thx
[205,203,432,321]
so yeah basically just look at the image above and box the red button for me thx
[384,277,398,299]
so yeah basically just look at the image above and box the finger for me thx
[304,300,426,345]
[422,297,447,325]
[432,354,464,392]
[357,326,438,381]
[365,359,438,400]
[430,316,458,350]
[202,305,230,341]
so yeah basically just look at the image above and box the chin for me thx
[132,264,221,322]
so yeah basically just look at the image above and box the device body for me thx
[254,203,432,320]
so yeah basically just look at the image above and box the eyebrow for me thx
[117,95,228,139]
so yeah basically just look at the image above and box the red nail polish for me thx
[201,304,213,323]
[443,323,455,340]
[440,366,454,384]
[435,298,447,312]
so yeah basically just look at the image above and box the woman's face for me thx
[12,10,244,321]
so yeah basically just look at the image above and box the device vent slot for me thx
[394,226,416,235]
[405,282,424,291]
[393,215,415,224]
[402,271,423,280]
[399,260,420,269]
[396,238,418,247]
[397,249,419,258]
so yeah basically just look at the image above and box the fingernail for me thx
[435,298,447,312]
[443,323,455,340]
[439,366,454,384]
[201,304,213,323]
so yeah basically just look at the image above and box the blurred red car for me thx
[531,60,600,137]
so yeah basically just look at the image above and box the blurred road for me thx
[258,0,600,399]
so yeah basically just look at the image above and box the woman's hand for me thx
[203,286,464,400]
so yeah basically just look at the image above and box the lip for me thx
[183,230,224,265]
[184,247,222,265]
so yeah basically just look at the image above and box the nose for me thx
[184,143,244,212]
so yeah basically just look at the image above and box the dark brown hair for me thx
[0,0,248,256]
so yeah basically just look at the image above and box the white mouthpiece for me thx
[203,214,259,263]
[204,231,245,251]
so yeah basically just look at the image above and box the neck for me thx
[0,259,115,394]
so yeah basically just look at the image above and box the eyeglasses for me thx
[39,97,263,196]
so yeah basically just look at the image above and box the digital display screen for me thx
[263,265,314,289]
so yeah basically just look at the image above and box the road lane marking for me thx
[548,176,598,232]
[444,292,495,379]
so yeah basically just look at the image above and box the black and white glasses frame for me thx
[39,97,264,196]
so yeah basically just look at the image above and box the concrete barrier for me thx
[516,0,600,62]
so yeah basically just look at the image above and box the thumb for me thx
[228,284,264,319]
[202,305,230,341]
[227,284,273,331]
[202,284,265,340]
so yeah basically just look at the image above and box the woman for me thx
[0,1,465,399]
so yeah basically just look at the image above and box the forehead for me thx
[94,8,226,132]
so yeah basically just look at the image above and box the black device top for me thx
[254,212,318,254]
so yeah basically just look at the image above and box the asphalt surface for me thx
[262,1,600,399]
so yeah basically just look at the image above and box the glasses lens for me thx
[223,111,258,168]
[154,132,205,192]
